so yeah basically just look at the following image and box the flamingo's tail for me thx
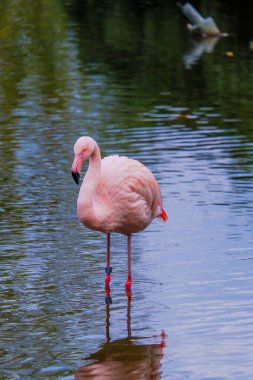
[161,209,168,222]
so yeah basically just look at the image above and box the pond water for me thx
[1,1,253,379]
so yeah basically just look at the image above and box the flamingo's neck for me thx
[78,142,101,210]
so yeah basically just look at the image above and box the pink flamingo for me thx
[71,136,167,289]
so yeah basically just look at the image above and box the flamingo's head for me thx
[71,136,95,185]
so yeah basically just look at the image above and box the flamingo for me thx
[71,136,168,289]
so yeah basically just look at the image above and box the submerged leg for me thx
[105,283,112,306]
[105,233,112,285]
[125,234,132,289]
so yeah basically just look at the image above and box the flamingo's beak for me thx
[72,171,80,185]
[72,154,83,185]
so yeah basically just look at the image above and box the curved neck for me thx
[78,142,101,207]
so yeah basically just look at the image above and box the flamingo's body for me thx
[71,136,167,288]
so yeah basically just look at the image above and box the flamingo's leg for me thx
[125,234,132,289]
[105,233,112,285]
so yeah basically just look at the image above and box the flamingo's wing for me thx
[98,155,163,218]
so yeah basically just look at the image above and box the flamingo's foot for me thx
[105,284,112,304]
[125,275,132,289]
[125,287,132,301]
[105,267,112,285]
[105,274,111,286]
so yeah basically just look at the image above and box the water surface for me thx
[1,1,253,379]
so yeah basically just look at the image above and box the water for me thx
[1,1,253,379]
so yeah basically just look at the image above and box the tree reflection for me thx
[75,288,165,380]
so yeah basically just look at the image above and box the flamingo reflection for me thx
[75,287,165,379]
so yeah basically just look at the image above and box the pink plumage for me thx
[71,136,167,289]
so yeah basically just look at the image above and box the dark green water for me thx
[1,1,253,379]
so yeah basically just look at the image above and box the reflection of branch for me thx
[183,37,219,68]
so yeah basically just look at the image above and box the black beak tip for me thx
[72,171,80,185]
